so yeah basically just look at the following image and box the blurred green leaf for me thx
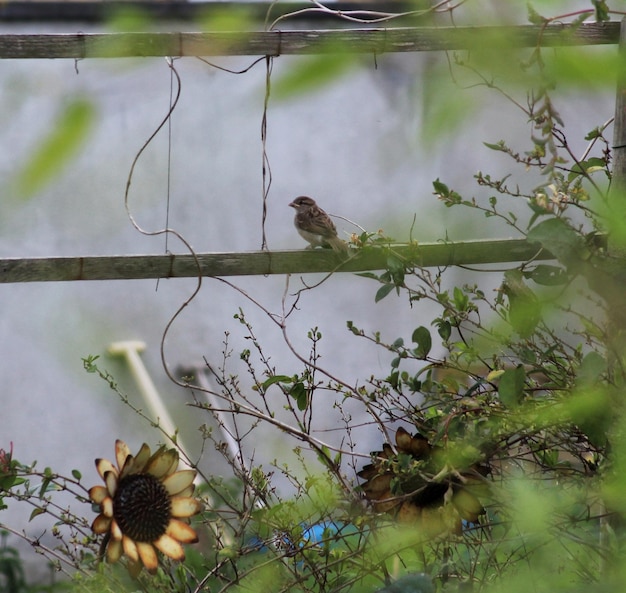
[575,351,607,387]
[14,98,96,199]
[502,269,541,337]
[421,66,477,144]
[542,46,618,88]
[592,0,610,22]
[200,6,255,31]
[273,48,358,100]
[106,5,153,32]
[527,218,589,270]
[565,386,611,448]
[498,365,526,407]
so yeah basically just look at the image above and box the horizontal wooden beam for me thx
[0,239,552,283]
[0,22,619,59]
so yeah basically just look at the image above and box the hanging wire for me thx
[260,55,274,251]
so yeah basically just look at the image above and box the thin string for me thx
[156,57,177,291]
[164,56,175,254]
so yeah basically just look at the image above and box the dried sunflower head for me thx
[358,427,487,535]
[89,439,203,577]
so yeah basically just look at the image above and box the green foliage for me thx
[0,532,26,593]
[5,1,626,591]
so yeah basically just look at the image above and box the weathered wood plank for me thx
[0,238,553,283]
[0,22,619,59]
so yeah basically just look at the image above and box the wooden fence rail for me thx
[0,19,621,283]
[0,239,552,283]
[0,22,620,59]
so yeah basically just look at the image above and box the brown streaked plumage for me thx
[289,196,348,253]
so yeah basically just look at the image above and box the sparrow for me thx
[289,196,348,253]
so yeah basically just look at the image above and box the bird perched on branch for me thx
[289,196,348,253]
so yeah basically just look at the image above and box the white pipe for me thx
[108,340,193,470]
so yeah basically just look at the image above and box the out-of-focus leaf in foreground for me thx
[272,44,358,100]
[14,98,96,199]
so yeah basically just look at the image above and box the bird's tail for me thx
[326,236,349,254]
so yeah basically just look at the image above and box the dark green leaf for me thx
[289,382,308,411]
[387,370,400,389]
[453,286,469,311]
[527,218,589,270]
[527,4,547,25]
[567,157,607,182]
[39,477,53,498]
[411,326,432,359]
[527,264,568,286]
[262,375,294,389]
[29,507,45,521]
[432,178,450,196]
[71,469,82,481]
[387,254,405,286]
[483,141,506,152]
[592,0,610,22]
[375,284,395,303]
[437,320,452,341]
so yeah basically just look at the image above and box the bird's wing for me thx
[298,208,338,237]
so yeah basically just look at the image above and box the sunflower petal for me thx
[101,496,114,518]
[121,442,152,478]
[176,485,195,498]
[171,496,203,518]
[153,533,185,561]
[145,447,179,478]
[91,514,111,534]
[167,518,199,543]
[122,535,139,562]
[104,470,118,498]
[110,519,123,541]
[88,485,108,504]
[162,469,196,496]
[136,541,159,574]
[95,458,117,480]
[115,439,132,472]
[106,538,122,564]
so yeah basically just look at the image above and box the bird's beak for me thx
[288,201,296,208]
